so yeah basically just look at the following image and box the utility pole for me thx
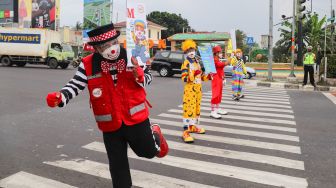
[268,0,273,81]
[324,20,328,81]
[289,0,297,77]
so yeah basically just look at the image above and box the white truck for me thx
[0,28,75,69]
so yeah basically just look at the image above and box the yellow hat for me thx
[234,49,243,54]
[181,39,197,52]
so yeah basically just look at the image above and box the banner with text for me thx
[126,0,149,67]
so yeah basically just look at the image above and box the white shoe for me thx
[210,111,222,119]
[217,109,228,115]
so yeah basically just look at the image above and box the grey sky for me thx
[60,0,333,43]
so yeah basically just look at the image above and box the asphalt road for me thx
[0,64,336,188]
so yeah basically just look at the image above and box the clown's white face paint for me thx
[101,44,120,60]
[187,49,196,59]
[218,53,223,59]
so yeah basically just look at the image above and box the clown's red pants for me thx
[211,74,223,105]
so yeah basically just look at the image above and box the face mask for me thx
[101,44,120,60]
[187,50,196,59]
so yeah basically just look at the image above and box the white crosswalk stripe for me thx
[151,118,299,142]
[82,142,308,188]
[0,171,77,188]
[203,93,291,102]
[203,95,291,105]
[202,98,293,108]
[200,103,294,113]
[167,109,297,125]
[178,105,295,118]
[1,86,309,188]
[44,159,219,188]
[159,113,297,132]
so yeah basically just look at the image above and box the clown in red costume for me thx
[210,46,230,119]
[45,23,168,188]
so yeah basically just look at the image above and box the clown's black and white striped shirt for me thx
[58,63,152,107]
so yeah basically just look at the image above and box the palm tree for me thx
[276,13,331,54]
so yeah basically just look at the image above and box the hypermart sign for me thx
[0,33,41,44]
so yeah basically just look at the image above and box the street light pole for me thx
[289,0,296,77]
[268,0,273,81]
[324,20,328,82]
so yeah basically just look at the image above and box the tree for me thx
[235,29,250,54]
[276,13,329,55]
[75,21,82,31]
[147,11,193,39]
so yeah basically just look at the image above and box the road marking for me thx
[179,105,294,119]
[200,103,294,113]
[158,113,297,133]
[202,95,291,105]
[203,93,290,102]
[82,142,307,188]
[152,118,299,142]
[0,171,77,188]
[157,126,301,153]
[168,109,296,126]
[223,86,288,93]
[202,98,292,109]
[323,93,336,105]
[44,159,219,188]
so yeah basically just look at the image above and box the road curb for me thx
[253,81,336,91]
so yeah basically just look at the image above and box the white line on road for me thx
[203,93,290,102]
[179,105,295,119]
[323,93,336,105]
[202,95,291,105]
[44,159,219,188]
[201,103,294,114]
[0,171,77,188]
[82,142,307,188]
[157,126,301,154]
[151,118,299,142]
[168,109,296,126]
[158,113,297,133]
[202,98,292,109]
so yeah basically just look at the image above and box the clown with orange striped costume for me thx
[180,39,212,143]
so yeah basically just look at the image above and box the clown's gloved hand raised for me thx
[46,92,62,108]
[194,70,201,76]
[131,57,144,83]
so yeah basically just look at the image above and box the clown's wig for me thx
[181,39,197,52]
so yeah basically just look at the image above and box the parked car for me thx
[152,51,256,79]
[221,58,256,79]
[151,50,186,77]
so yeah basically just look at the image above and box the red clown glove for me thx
[131,57,144,82]
[194,70,201,76]
[46,92,62,108]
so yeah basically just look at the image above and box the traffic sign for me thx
[247,37,254,46]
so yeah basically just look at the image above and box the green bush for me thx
[327,55,336,78]
[320,55,336,78]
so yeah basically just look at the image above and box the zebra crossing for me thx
[0,85,309,188]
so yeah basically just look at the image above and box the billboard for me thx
[18,0,32,28]
[126,0,149,67]
[0,32,40,44]
[31,0,57,30]
[83,0,111,38]
[0,0,18,24]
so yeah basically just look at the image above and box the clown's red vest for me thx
[82,54,149,132]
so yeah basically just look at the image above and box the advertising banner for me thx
[198,45,216,74]
[18,0,32,28]
[0,32,41,44]
[83,0,111,37]
[0,0,18,24]
[126,0,149,67]
[83,0,111,50]
[31,0,57,30]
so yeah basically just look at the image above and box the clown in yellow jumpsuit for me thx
[181,40,211,143]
